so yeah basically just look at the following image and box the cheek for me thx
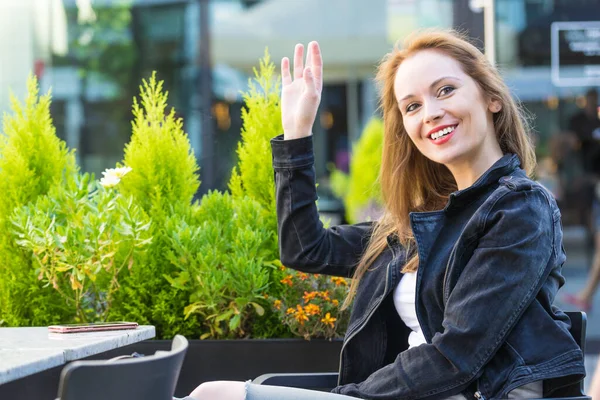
[403,118,421,142]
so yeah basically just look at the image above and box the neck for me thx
[446,139,504,191]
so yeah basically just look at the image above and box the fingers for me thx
[281,57,292,86]
[286,42,322,88]
[308,41,323,92]
[293,43,304,80]
[304,67,317,93]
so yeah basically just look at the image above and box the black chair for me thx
[57,335,188,400]
[255,312,590,399]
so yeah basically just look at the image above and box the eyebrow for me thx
[398,76,462,103]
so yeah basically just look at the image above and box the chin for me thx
[422,149,465,167]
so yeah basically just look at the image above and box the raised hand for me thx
[281,41,323,140]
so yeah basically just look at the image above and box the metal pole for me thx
[198,0,214,191]
[483,0,496,66]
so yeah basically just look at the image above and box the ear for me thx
[488,99,502,114]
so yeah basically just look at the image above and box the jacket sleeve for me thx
[332,187,559,399]
[272,134,374,278]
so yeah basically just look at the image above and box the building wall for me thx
[0,1,35,117]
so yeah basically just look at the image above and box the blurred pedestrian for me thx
[569,89,600,175]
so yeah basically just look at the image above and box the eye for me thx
[438,85,455,97]
[406,103,420,113]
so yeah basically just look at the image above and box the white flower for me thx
[103,166,132,179]
[100,166,132,188]
[112,166,133,178]
[100,174,121,188]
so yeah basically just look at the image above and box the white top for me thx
[393,272,542,399]
[394,271,427,348]
[0,325,155,384]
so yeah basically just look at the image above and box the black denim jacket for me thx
[271,134,585,400]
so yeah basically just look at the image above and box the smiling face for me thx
[394,49,502,177]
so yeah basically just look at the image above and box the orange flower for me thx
[279,265,287,271]
[304,303,321,316]
[321,312,337,328]
[274,300,282,310]
[319,290,330,301]
[263,293,269,299]
[331,277,348,286]
[332,299,339,306]
[286,307,296,315]
[294,305,309,325]
[280,275,293,286]
[298,272,309,281]
[302,291,318,303]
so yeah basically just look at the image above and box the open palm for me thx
[281,42,323,140]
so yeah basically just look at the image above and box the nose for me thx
[423,100,444,124]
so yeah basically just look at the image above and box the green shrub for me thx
[108,71,282,339]
[330,118,384,223]
[228,50,280,273]
[229,49,281,214]
[0,76,78,326]
[99,70,276,339]
[107,73,201,338]
[160,52,289,339]
[11,171,152,323]
[165,191,280,338]
[118,72,200,219]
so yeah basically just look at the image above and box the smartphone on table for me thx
[48,321,138,334]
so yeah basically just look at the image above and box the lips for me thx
[427,124,458,139]
[428,124,458,145]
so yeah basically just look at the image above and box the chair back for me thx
[565,311,586,357]
[540,312,589,399]
[57,335,188,400]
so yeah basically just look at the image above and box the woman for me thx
[186,30,585,400]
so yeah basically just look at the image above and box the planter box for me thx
[0,338,342,399]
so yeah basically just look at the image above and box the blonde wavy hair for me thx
[343,29,536,309]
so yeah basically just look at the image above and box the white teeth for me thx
[431,126,456,140]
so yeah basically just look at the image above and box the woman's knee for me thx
[188,380,246,400]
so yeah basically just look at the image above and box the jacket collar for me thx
[444,153,521,211]
[387,153,521,245]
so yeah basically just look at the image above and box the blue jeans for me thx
[175,382,358,399]
[174,380,543,399]
[244,383,357,399]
